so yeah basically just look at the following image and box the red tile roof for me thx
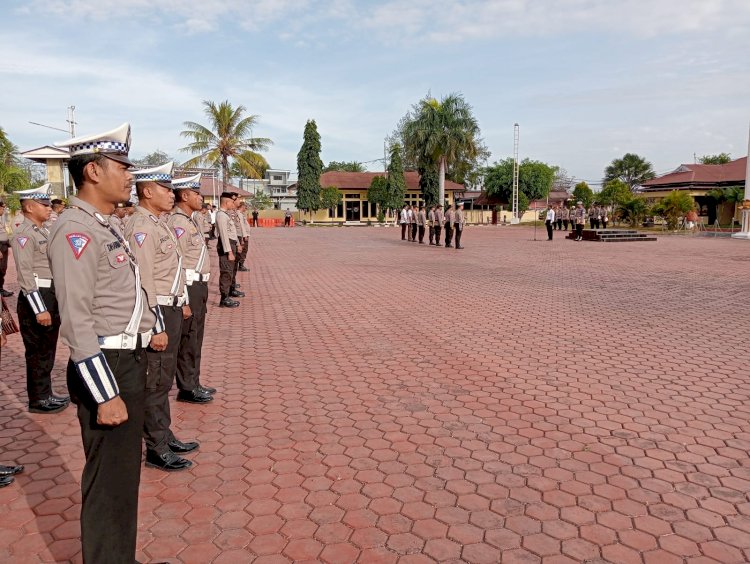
[316,171,464,192]
[641,157,746,191]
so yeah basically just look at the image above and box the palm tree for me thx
[402,93,480,205]
[180,100,272,186]
[604,153,656,192]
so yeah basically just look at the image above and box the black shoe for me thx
[0,464,24,477]
[176,389,213,404]
[229,289,245,298]
[145,451,193,472]
[239,266,249,272]
[29,398,69,414]
[456,246,465,249]
[419,242,425,244]
[445,244,452,248]
[168,439,200,455]
[0,475,13,488]
[231,283,241,289]
[219,298,240,308]
[198,384,217,395]
[0,289,13,297]
[49,394,70,404]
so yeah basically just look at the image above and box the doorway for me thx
[346,201,361,222]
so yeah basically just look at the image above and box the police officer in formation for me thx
[215,191,242,307]
[236,200,252,271]
[126,161,199,472]
[229,194,247,294]
[51,123,158,563]
[10,186,70,413]
[168,173,216,404]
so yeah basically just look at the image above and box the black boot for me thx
[145,451,193,472]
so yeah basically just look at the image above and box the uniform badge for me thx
[16,236,29,248]
[116,253,127,264]
[174,227,186,239]
[134,232,147,247]
[66,233,90,259]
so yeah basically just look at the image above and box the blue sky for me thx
[2,0,749,187]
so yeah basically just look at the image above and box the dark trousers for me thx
[589,218,595,229]
[428,226,435,244]
[18,287,60,403]
[284,217,290,227]
[67,347,146,564]
[434,226,442,246]
[563,219,569,230]
[401,223,407,240]
[545,220,554,240]
[218,239,236,298]
[176,282,208,392]
[209,224,216,239]
[418,225,425,243]
[232,238,245,286]
[411,223,417,241]
[237,237,248,269]
[252,217,258,227]
[445,224,453,246]
[556,219,562,230]
[0,241,9,289]
[454,223,463,247]
[602,220,608,229]
[143,306,183,456]
[593,219,600,229]
[576,223,584,238]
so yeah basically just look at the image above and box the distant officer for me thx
[109,201,132,234]
[228,194,246,297]
[417,205,427,244]
[127,161,199,472]
[428,205,436,245]
[400,204,408,240]
[433,204,444,246]
[216,192,240,308]
[409,204,418,242]
[199,204,212,243]
[10,185,70,413]
[169,173,215,404]
[561,205,570,231]
[545,204,555,241]
[0,199,12,297]
[444,204,455,248]
[454,202,466,249]
[236,201,251,272]
[574,201,586,241]
[51,123,158,563]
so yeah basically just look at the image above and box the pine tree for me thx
[386,143,406,213]
[296,120,323,214]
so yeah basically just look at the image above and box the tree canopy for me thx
[296,119,323,213]
[0,127,34,194]
[597,179,632,207]
[699,153,732,165]
[323,161,366,173]
[572,181,595,208]
[132,150,173,168]
[319,186,342,211]
[386,143,407,211]
[367,176,388,216]
[484,158,555,203]
[603,153,656,191]
[180,100,272,185]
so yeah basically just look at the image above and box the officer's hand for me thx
[0,333,6,347]
[36,312,52,326]
[97,396,128,426]
[150,332,168,351]
[228,251,235,261]
[183,305,192,319]
[237,244,243,253]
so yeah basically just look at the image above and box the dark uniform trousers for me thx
[410,222,417,241]
[144,306,183,457]
[454,222,463,247]
[444,223,453,246]
[237,236,248,269]
[231,239,242,287]
[176,281,208,392]
[418,225,425,243]
[0,241,9,290]
[434,225,442,246]
[67,347,146,564]
[428,226,435,244]
[18,286,60,403]
[217,238,237,298]
[401,223,407,240]
[545,220,554,240]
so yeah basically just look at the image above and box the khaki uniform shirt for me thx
[445,209,455,225]
[216,209,236,251]
[428,210,436,226]
[10,217,52,314]
[229,209,244,239]
[434,209,445,226]
[575,207,587,224]
[417,210,426,226]
[126,206,186,309]
[239,212,252,237]
[455,209,465,228]
[47,196,156,403]
[168,208,210,277]
[0,212,10,242]
[197,212,211,236]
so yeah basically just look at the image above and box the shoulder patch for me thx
[174,227,186,239]
[66,233,91,259]
[134,232,147,247]
[16,236,29,248]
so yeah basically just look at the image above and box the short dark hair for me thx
[51,199,64,207]
[68,154,108,188]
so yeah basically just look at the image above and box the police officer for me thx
[51,123,158,563]
[236,201,251,272]
[433,204,444,247]
[10,185,70,413]
[169,173,216,404]
[416,205,427,244]
[444,204,455,248]
[428,205,436,245]
[0,199,12,297]
[109,201,132,234]
[454,202,466,249]
[126,161,199,472]
[216,192,240,308]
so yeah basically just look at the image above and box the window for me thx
[361,200,369,217]
[336,202,344,218]
[371,202,377,217]
[273,175,283,181]
[345,193,360,199]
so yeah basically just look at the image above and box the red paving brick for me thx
[1,225,749,563]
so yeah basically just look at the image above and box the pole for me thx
[731,121,750,239]
[511,123,520,224]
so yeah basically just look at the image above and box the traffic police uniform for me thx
[168,173,215,403]
[237,206,251,271]
[51,122,157,563]
[433,206,444,246]
[216,195,240,307]
[126,162,198,472]
[454,204,466,249]
[10,185,69,413]
[228,202,246,292]
[417,207,427,244]
[444,206,455,247]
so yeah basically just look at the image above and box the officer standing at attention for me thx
[236,200,251,272]
[444,204,455,248]
[454,202,466,249]
[109,201,132,234]
[0,199,12,297]
[169,173,216,403]
[10,185,70,413]
[228,194,246,295]
[417,205,427,244]
[428,205,436,245]
[433,204,444,247]
[216,192,240,308]
[51,123,158,563]
[126,162,199,472]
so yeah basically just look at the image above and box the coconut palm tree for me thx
[180,100,272,186]
[402,93,480,205]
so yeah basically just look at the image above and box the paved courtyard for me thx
[1,225,749,564]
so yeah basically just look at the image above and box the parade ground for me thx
[1,225,749,564]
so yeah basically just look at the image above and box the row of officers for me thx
[400,203,467,248]
[0,123,251,563]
